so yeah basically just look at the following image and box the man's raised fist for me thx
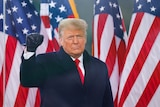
[26,33,44,52]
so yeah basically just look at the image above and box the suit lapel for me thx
[57,47,83,84]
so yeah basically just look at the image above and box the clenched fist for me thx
[26,33,44,52]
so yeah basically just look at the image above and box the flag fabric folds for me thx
[92,0,127,106]
[0,0,78,106]
[1,0,42,106]
[118,0,160,107]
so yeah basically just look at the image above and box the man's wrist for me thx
[23,48,35,59]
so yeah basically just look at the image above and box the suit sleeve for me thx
[20,54,46,87]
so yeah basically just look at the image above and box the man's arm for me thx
[20,33,44,87]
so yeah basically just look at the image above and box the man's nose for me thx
[73,36,78,43]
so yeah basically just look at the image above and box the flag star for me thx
[0,13,3,19]
[16,34,19,37]
[7,9,12,15]
[31,24,37,30]
[147,0,151,3]
[21,1,27,7]
[22,28,29,34]
[49,1,56,8]
[12,6,18,12]
[34,10,38,15]
[109,2,112,7]
[29,0,33,4]
[49,13,53,19]
[27,13,32,18]
[116,13,120,19]
[96,0,100,5]
[59,5,66,13]
[55,15,63,22]
[137,4,142,10]
[17,17,23,23]
[120,25,123,30]
[100,6,105,12]
[113,3,117,8]
[136,0,139,3]
[5,25,9,31]
[150,6,156,12]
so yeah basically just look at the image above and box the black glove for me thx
[26,33,44,52]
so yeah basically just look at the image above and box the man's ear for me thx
[59,37,63,46]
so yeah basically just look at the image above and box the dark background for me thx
[33,0,134,54]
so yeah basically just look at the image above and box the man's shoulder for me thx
[91,56,106,65]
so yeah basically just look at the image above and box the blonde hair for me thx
[58,18,88,36]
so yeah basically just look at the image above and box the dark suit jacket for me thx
[20,47,114,107]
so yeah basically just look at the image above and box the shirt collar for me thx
[71,54,83,63]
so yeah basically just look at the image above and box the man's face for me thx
[59,28,86,58]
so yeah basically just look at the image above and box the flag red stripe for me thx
[97,14,108,58]
[117,40,126,74]
[46,39,59,52]
[125,13,144,58]
[5,36,17,86]
[41,16,50,28]
[0,67,4,107]
[119,17,160,107]
[14,86,29,107]
[105,37,116,77]
[52,39,60,51]
[114,93,118,107]
[136,61,160,107]
[34,90,41,107]
[5,36,29,106]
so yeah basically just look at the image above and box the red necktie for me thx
[74,59,84,84]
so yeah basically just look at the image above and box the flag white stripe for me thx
[4,41,23,107]
[40,3,49,16]
[93,15,99,58]
[109,57,119,100]
[123,32,160,107]
[110,36,124,100]
[25,88,38,107]
[54,28,60,43]
[99,15,114,62]
[118,13,155,101]
[148,86,160,107]
[37,22,50,54]
[93,14,120,100]
[0,32,6,74]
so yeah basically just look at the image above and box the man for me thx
[20,18,114,107]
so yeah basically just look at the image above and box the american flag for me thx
[1,0,43,106]
[0,0,79,106]
[0,0,4,106]
[40,0,79,52]
[92,0,127,106]
[118,0,160,107]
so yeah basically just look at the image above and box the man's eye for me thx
[77,35,83,38]
[67,36,74,39]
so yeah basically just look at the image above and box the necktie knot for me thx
[74,59,80,66]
